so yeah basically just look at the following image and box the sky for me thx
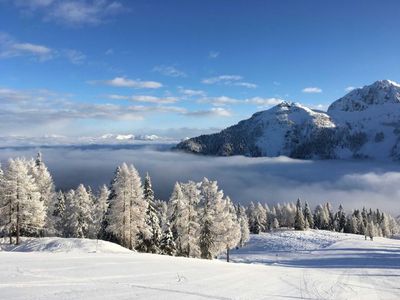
[1,0,400,139]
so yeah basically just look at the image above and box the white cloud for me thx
[179,88,206,97]
[235,82,257,89]
[109,94,178,104]
[245,97,283,107]
[202,74,257,88]
[13,0,124,27]
[62,49,86,64]
[185,107,232,117]
[198,96,240,106]
[91,77,163,89]
[0,32,53,61]
[202,75,242,84]
[0,32,86,64]
[302,87,322,94]
[208,51,219,59]
[345,86,356,92]
[153,65,186,77]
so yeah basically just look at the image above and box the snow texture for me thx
[1,230,399,299]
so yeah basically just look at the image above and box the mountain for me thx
[176,80,400,160]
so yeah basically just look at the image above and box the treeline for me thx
[0,154,249,261]
[1,153,399,261]
[245,199,400,238]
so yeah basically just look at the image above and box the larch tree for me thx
[167,182,189,256]
[237,205,250,247]
[63,184,93,238]
[30,152,55,235]
[106,163,150,250]
[1,158,45,244]
[180,181,201,258]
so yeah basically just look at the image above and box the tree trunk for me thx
[226,247,230,262]
[16,202,20,245]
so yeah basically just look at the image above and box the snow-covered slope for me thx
[0,237,132,254]
[1,231,399,299]
[177,101,337,158]
[177,80,400,160]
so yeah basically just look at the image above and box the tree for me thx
[138,173,162,253]
[93,185,109,239]
[314,204,329,230]
[180,181,201,257]
[294,199,305,230]
[106,163,150,250]
[1,158,44,244]
[159,221,176,256]
[53,190,66,235]
[63,184,93,238]
[167,182,188,256]
[303,201,314,229]
[237,205,250,247]
[222,198,241,262]
[30,152,55,235]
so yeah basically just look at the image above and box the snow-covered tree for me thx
[106,163,150,250]
[179,181,201,257]
[303,201,314,229]
[0,158,45,244]
[52,190,66,235]
[63,184,93,238]
[237,205,250,247]
[30,152,56,235]
[137,173,162,253]
[93,185,109,239]
[314,204,329,230]
[272,217,280,230]
[294,199,305,230]
[159,221,176,256]
[167,182,188,256]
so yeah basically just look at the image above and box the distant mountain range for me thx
[176,80,400,160]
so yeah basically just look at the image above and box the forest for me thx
[0,153,398,261]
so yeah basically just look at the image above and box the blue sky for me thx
[1,0,400,138]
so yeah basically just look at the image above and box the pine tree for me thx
[294,199,305,230]
[139,173,162,253]
[303,201,314,229]
[272,217,280,230]
[93,185,109,239]
[159,221,176,256]
[53,190,66,235]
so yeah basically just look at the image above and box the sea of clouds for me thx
[1,144,400,214]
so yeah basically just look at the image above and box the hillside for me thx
[177,80,400,160]
[1,232,399,299]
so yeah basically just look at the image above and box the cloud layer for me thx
[1,146,399,214]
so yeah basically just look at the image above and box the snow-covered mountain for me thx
[177,80,400,160]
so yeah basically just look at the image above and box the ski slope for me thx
[0,231,399,299]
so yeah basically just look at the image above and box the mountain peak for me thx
[328,79,400,113]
